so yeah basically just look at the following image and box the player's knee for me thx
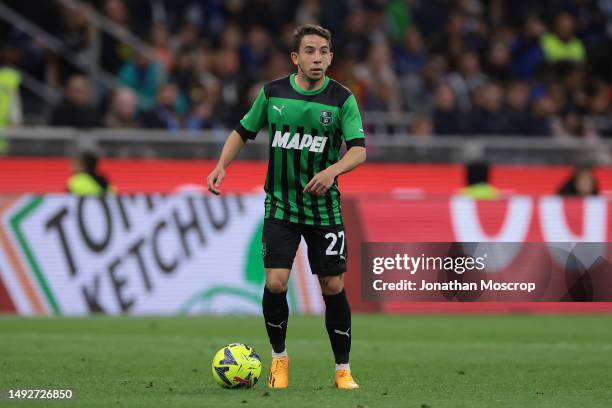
[265,279,288,293]
[320,277,344,295]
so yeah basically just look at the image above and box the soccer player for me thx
[207,24,366,389]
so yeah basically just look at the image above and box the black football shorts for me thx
[262,218,347,276]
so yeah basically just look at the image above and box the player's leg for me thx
[263,268,291,355]
[319,274,350,365]
[318,274,358,389]
[261,219,301,388]
[304,224,359,389]
[318,274,350,365]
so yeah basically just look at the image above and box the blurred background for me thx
[0,0,611,316]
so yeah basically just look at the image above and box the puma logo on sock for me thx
[267,321,285,329]
[334,328,350,338]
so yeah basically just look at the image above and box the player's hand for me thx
[304,168,336,196]
[207,166,226,195]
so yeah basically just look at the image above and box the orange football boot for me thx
[335,369,359,389]
[267,356,289,388]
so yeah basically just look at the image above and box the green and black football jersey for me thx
[235,73,365,226]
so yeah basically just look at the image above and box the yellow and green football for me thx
[211,343,262,388]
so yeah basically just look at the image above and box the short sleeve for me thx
[235,87,268,141]
[340,94,366,148]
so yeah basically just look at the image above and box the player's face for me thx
[292,35,333,81]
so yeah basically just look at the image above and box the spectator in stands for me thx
[262,52,292,82]
[430,12,485,66]
[100,0,131,74]
[509,15,546,79]
[503,81,531,135]
[524,94,555,136]
[191,48,218,90]
[356,43,402,112]
[409,0,447,40]
[385,0,411,42]
[5,0,612,140]
[151,23,174,71]
[220,23,243,52]
[460,161,500,200]
[185,101,216,130]
[52,2,92,85]
[432,83,465,135]
[276,23,295,55]
[401,54,448,113]
[171,48,196,100]
[546,82,568,113]
[139,83,181,130]
[67,151,112,196]
[457,0,487,39]
[0,55,22,154]
[393,27,427,76]
[0,53,23,127]
[561,63,587,111]
[586,81,612,136]
[50,75,101,128]
[555,109,598,139]
[104,0,129,27]
[185,69,222,130]
[465,82,510,135]
[447,51,487,112]
[119,51,166,111]
[240,26,271,80]
[213,48,243,127]
[485,41,512,84]
[341,8,371,60]
[411,115,433,138]
[172,23,200,53]
[0,2,49,85]
[295,0,321,26]
[541,13,586,63]
[104,87,138,128]
[430,12,466,62]
[558,165,599,196]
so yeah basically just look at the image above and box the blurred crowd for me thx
[0,0,611,138]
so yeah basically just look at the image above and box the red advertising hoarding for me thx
[1,158,611,314]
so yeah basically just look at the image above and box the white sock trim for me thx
[335,363,350,371]
[272,349,288,358]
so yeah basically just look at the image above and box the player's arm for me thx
[304,94,366,196]
[303,145,366,196]
[207,87,268,195]
[207,130,246,195]
[329,145,367,176]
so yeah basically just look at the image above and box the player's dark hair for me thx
[292,24,332,52]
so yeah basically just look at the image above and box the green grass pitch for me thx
[1,314,611,407]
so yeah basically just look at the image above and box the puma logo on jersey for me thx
[334,328,350,338]
[272,130,327,153]
[272,105,285,115]
[267,321,285,330]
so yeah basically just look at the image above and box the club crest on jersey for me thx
[319,110,333,126]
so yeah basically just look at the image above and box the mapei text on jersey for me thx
[271,130,328,153]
